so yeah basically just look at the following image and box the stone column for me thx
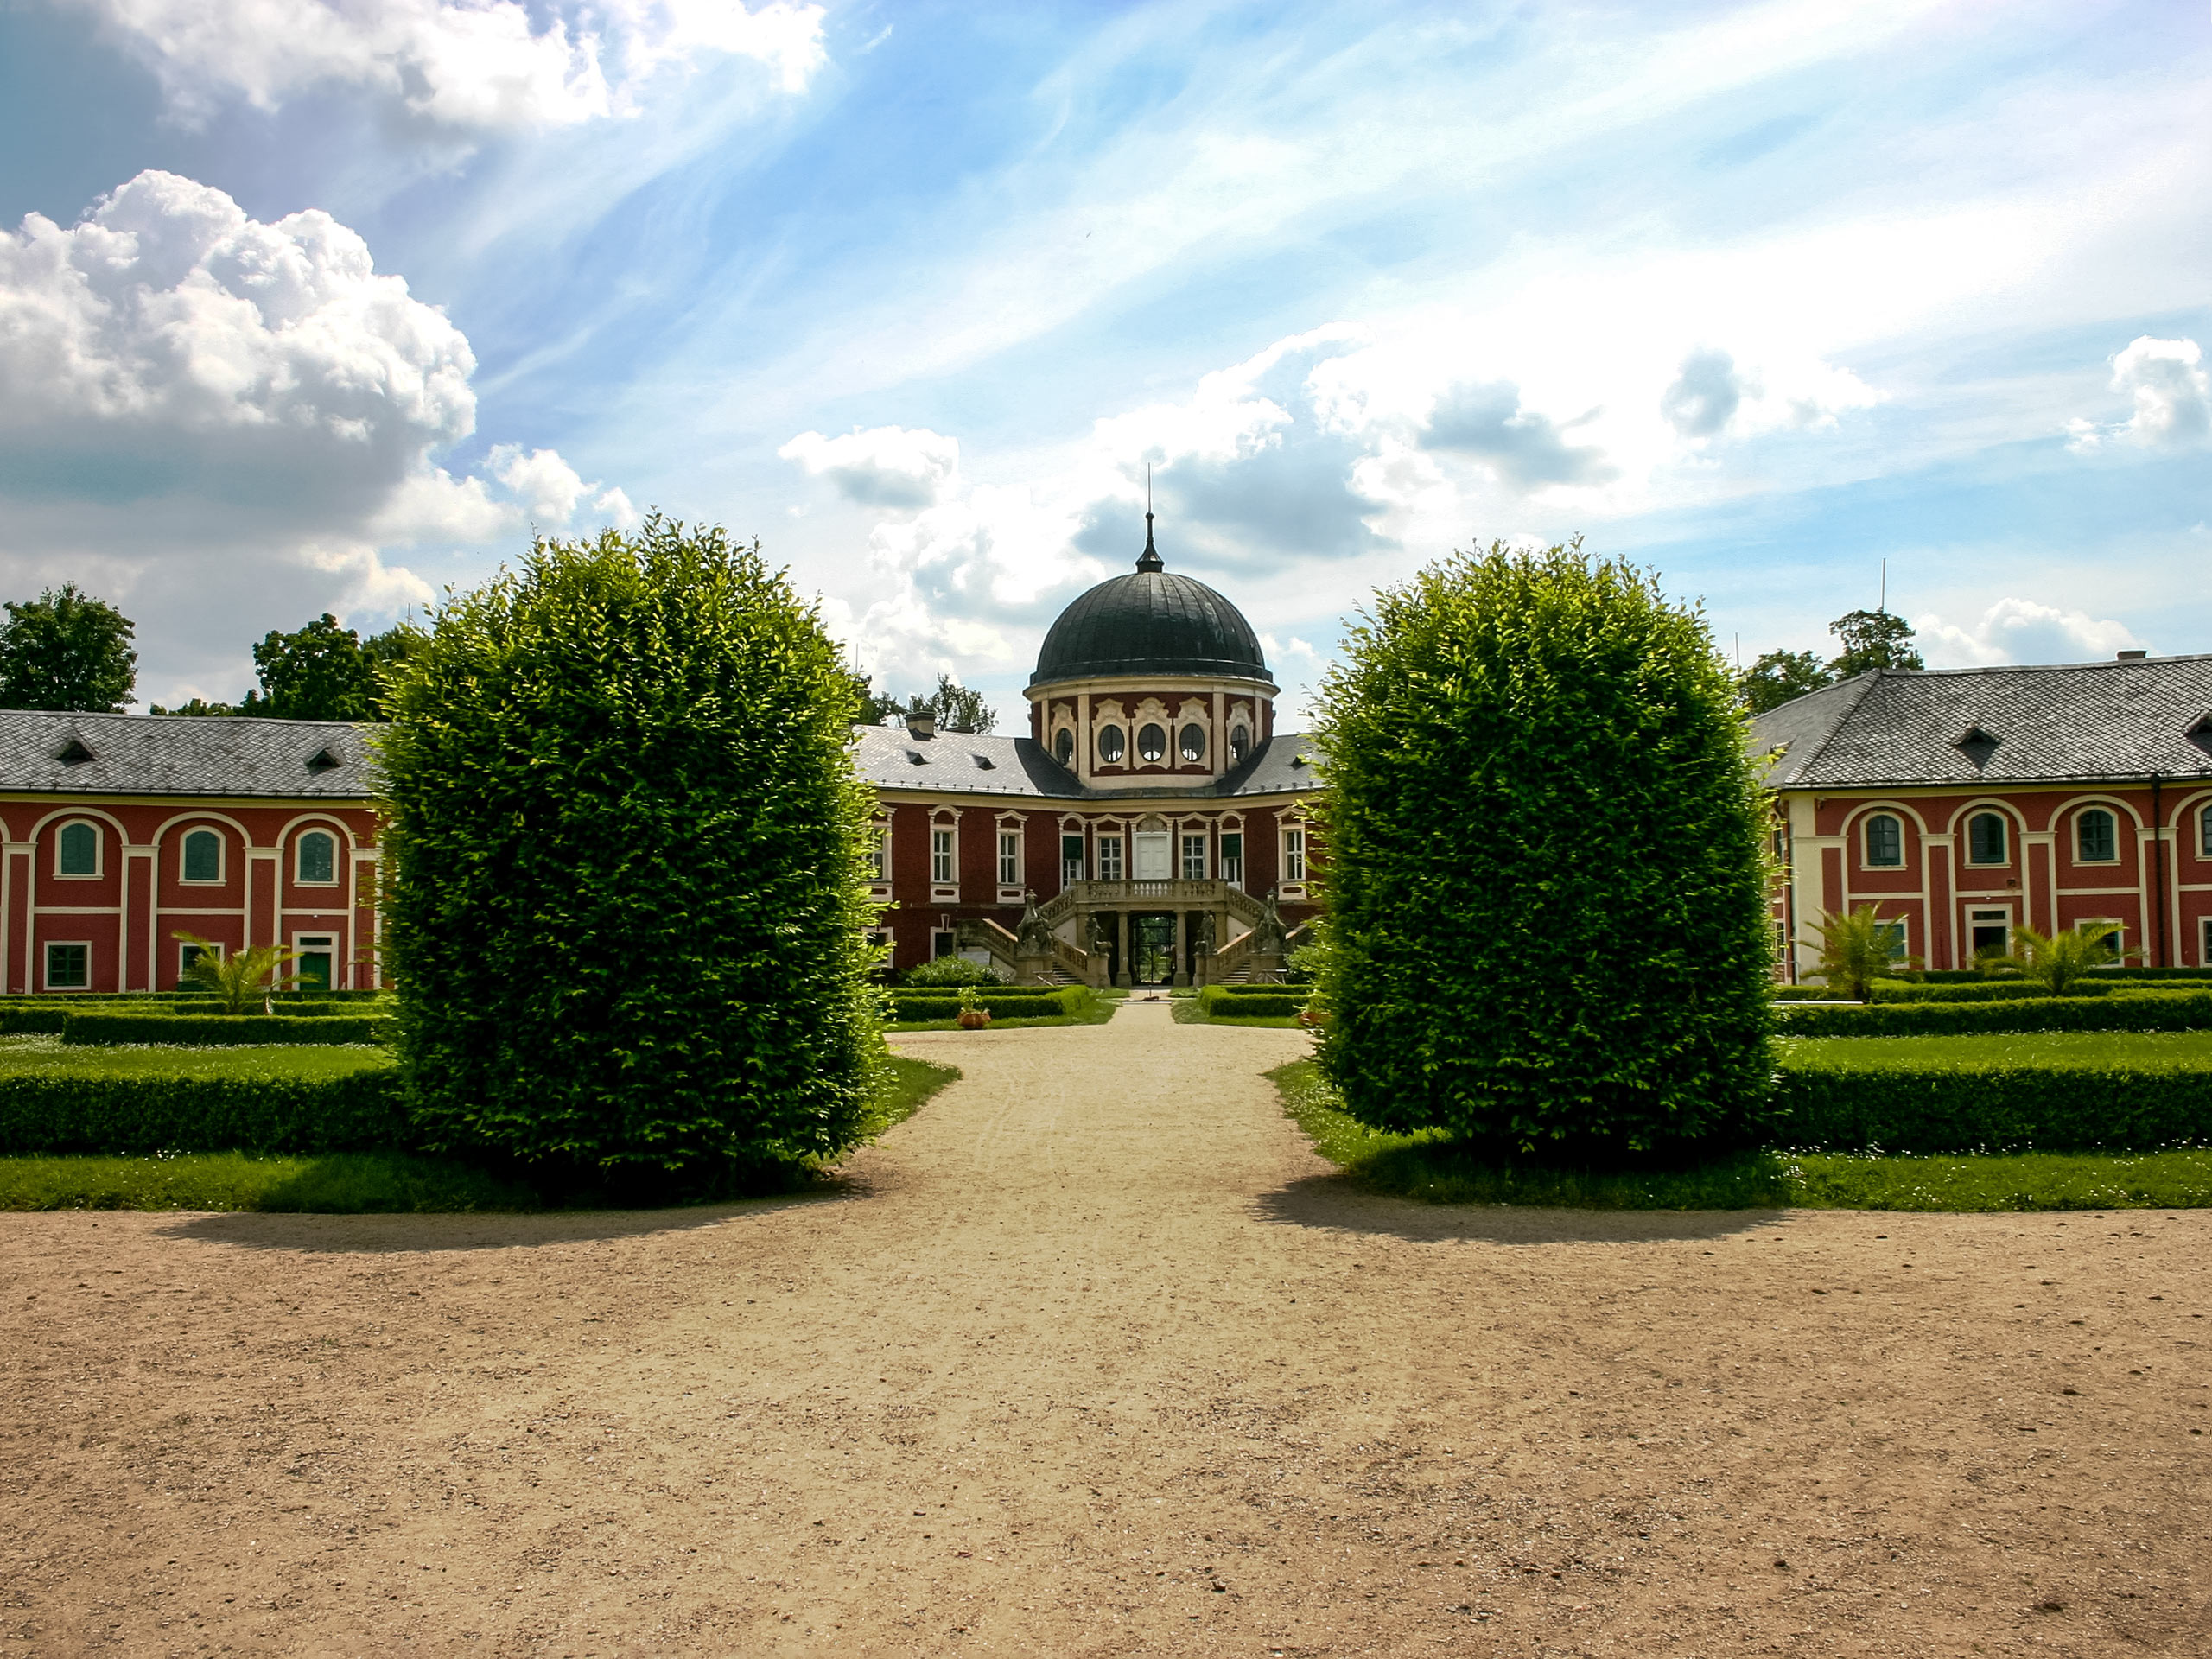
[1113,911,1132,988]
[1172,910,1189,987]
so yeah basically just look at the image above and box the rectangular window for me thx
[1061,834,1085,886]
[178,940,220,984]
[1876,918,1908,963]
[45,943,90,989]
[1097,836,1124,881]
[998,830,1020,887]
[868,828,889,883]
[1220,831,1243,888]
[931,829,955,885]
[1283,827,1306,883]
[2076,918,2124,965]
[57,822,99,877]
[931,929,957,960]
[1181,834,1207,880]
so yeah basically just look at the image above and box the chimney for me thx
[2117,650,2148,661]
[906,710,937,739]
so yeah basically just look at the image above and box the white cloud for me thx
[0,171,631,699]
[66,0,826,130]
[779,424,960,510]
[2069,336,2209,453]
[1914,598,2142,668]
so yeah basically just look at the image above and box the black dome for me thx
[1030,518,1271,687]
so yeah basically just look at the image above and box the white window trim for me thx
[1135,720,1169,766]
[929,928,957,961]
[294,830,342,886]
[179,828,227,886]
[43,939,93,991]
[868,824,892,887]
[177,938,223,982]
[291,931,340,991]
[2200,804,2212,860]
[1096,832,1125,882]
[54,819,103,880]
[996,828,1022,887]
[1281,824,1306,885]
[1179,831,1208,880]
[1874,915,1910,963]
[1096,722,1127,766]
[2073,806,2122,864]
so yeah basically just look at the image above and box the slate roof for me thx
[1751,656,2212,789]
[853,724,1321,801]
[1029,545,1271,687]
[0,709,376,798]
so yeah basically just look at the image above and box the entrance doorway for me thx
[1967,906,2011,965]
[1129,912,1177,983]
[294,934,336,992]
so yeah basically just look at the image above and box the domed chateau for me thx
[0,515,1319,995]
[852,512,1320,985]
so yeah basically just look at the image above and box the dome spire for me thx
[1136,465,1164,572]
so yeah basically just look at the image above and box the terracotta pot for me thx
[1296,1007,1327,1028]
[956,1009,993,1028]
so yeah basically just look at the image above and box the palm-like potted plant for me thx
[1980,921,2132,996]
[172,931,303,1014]
[955,984,992,1028]
[1802,906,1916,1002]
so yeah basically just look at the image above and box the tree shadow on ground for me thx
[157,1187,846,1255]
[1255,1171,1792,1245]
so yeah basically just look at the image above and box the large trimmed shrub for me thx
[1313,542,1774,1155]
[378,519,886,1184]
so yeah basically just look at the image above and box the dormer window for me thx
[55,738,94,765]
[2189,712,2212,747]
[973,753,995,770]
[1955,723,1999,767]
[306,747,342,772]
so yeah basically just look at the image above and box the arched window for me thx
[57,821,98,876]
[2200,804,2211,859]
[1096,724,1125,765]
[1137,723,1166,763]
[1863,813,1904,868]
[182,829,222,883]
[1967,811,2007,865]
[1230,725,1250,764]
[296,830,337,884]
[1053,728,1074,766]
[2076,807,2118,863]
[1179,722,1205,763]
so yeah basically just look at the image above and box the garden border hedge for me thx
[60,1014,391,1047]
[0,1068,407,1154]
[888,987,1090,1020]
[1777,992,2212,1038]
[1771,1056,2212,1154]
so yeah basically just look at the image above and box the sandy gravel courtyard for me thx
[3,999,2209,1656]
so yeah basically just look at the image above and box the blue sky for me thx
[1,0,2207,721]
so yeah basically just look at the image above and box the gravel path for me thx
[3,999,2209,1656]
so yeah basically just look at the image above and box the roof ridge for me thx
[1779,670,1885,785]
[1868,652,2212,678]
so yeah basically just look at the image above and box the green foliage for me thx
[0,1062,404,1154]
[1194,984,1306,1018]
[1774,1030,2212,1153]
[1777,990,2212,1037]
[1827,607,1924,676]
[251,613,377,720]
[896,956,1004,986]
[1311,539,1775,1156]
[1738,647,1833,714]
[1783,1147,2212,1212]
[1980,921,2132,995]
[888,986,1088,1020]
[1803,905,1915,1001]
[1868,979,2115,1003]
[377,517,887,1184]
[174,930,302,1011]
[59,1012,388,1046]
[0,1150,543,1213]
[0,582,137,711]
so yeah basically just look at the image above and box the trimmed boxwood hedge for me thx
[59,1013,391,1047]
[0,1008,70,1035]
[1777,992,2212,1038]
[889,987,1089,1021]
[1772,1056,2212,1154]
[0,1069,406,1154]
[1196,985,1306,1018]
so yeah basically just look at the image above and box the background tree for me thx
[1311,540,1775,1158]
[377,517,886,1190]
[1827,607,1923,676]
[843,665,908,725]
[0,583,137,711]
[252,613,376,720]
[904,672,995,734]
[1738,648,1833,715]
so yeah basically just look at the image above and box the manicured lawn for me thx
[0,1052,964,1213]
[1270,1058,2212,1213]
[0,1033,391,1080]
[1778,1030,2212,1071]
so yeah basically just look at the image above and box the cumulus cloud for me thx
[65,0,826,129]
[1914,598,2143,668]
[779,424,959,510]
[1658,345,1878,444]
[0,171,629,699]
[1420,379,1616,487]
[1660,347,1743,438]
[2069,336,2209,453]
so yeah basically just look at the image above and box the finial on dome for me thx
[1136,465,1164,572]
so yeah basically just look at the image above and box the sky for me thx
[1,0,2207,726]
